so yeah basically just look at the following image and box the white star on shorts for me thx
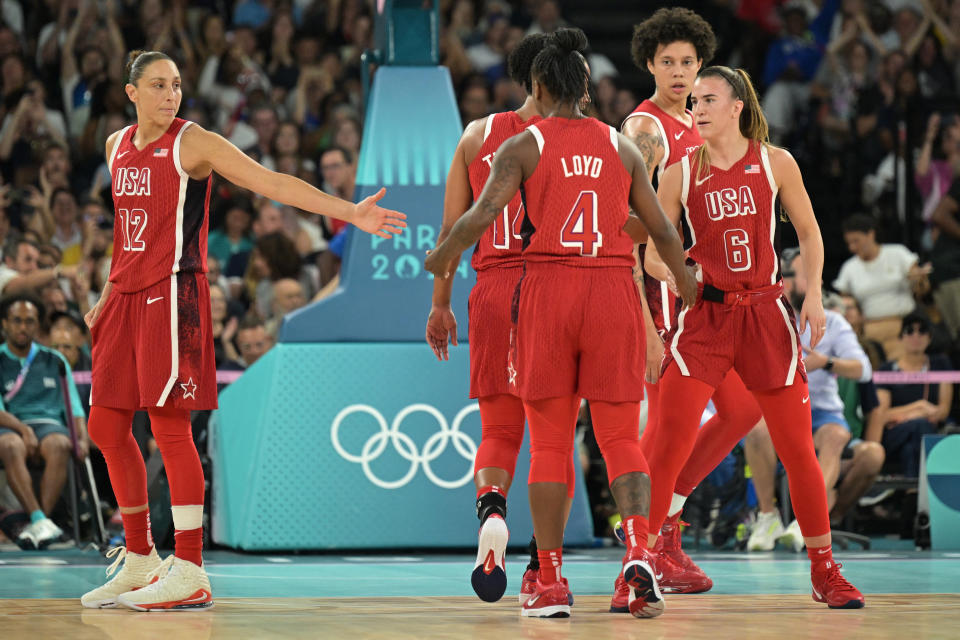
[507,363,517,385]
[180,377,197,400]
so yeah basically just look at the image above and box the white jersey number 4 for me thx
[560,190,602,257]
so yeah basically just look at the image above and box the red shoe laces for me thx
[822,562,854,590]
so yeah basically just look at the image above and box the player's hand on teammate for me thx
[675,263,699,310]
[426,305,458,361]
[424,246,453,279]
[645,333,665,383]
[799,295,826,348]
[352,187,407,238]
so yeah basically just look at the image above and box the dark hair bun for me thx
[550,27,588,55]
[125,50,146,81]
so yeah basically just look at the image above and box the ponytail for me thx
[691,66,770,179]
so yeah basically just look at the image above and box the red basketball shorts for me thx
[511,263,645,402]
[91,272,217,410]
[662,290,806,391]
[468,266,522,398]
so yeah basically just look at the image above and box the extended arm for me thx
[182,126,405,237]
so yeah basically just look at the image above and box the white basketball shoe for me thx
[81,546,162,608]
[117,555,214,611]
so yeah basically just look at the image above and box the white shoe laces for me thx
[146,555,175,583]
[105,546,128,577]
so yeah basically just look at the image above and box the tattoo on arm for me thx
[632,131,664,173]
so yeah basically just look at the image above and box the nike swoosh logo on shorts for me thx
[147,297,164,305]
[674,131,683,140]
[802,396,810,404]
[696,174,713,187]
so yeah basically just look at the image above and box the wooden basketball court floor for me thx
[2,547,959,639]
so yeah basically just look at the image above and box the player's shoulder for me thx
[765,144,796,168]
[462,116,491,143]
[179,120,213,145]
[621,108,663,138]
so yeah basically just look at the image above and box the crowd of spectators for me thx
[0,0,957,547]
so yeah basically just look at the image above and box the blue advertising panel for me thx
[210,343,594,550]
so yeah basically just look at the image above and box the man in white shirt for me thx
[833,214,930,360]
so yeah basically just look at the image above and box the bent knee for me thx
[0,433,26,459]
[856,441,886,470]
[40,433,73,458]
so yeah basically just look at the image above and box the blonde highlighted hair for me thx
[692,66,769,179]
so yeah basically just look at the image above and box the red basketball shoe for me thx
[519,567,537,604]
[520,569,574,605]
[811,562,865,609]
[608,572,629,613]
[654,514,713,593]
[622,548,664,618]
[521,579,572,618]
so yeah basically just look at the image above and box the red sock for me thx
[477,485,505,499]
[807,545,834,569]
[537,548,562,584]
[121,509,153,556]
[621,515,649,551]
[174,527,204,566]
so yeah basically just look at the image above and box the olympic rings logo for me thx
[330,403,480,489]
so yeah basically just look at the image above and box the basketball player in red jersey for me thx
[425,33,577,605]
[610,8,763,602]
[427,28,697,619]
[80,51,405,611]
[644,66,864,609]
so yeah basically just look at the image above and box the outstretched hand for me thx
[353,187,407,238]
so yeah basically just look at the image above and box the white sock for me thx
[170,504,203,530]
[667,493,688,518]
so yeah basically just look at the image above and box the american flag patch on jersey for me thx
[153,148,169,157]
[744,164,760,174]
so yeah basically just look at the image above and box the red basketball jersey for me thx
[521,117,633,267]
[108,118,211,293]
[468,111,541,271]
[622,99,702,183]
[681,142,781,290]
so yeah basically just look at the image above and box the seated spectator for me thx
[839,293,887,370]
[744,251,884,550]
[208,199,255,267]
[834,214,930,360]
[0,295,86,549]
[929,175,960,342]
[235,315,273,367]
[265,277,306,338]
[48,317,91,416]
[0,237,73,297]
[319,145,356,236]
[876,313,954,477]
